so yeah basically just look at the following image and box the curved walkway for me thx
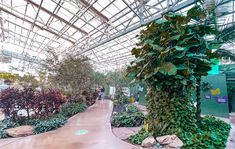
[0,100,139,149]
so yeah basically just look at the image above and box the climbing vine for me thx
[127,5,222,138]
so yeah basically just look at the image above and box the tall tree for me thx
[127,5,221,137]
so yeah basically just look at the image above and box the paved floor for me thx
[0,100,139,149]
[226,115,235,149]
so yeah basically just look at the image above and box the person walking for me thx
[100,86,105,100]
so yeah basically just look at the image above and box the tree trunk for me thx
[147,87,197,138]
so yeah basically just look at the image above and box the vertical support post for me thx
[0,10,5,42]
[139,0,144,25]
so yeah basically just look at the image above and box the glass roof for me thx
[0,0,234,73]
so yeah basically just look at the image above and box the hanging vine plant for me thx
[127,5,222,138]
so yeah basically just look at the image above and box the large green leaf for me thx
[171,34,181,40]
[155,19,168,24]
[159,62,177,75]
[175,46,189,51]
[177,64,188,70]
[207,42,223,50]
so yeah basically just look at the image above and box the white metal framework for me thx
[0,0,234,73]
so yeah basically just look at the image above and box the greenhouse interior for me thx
[0,0,235,148]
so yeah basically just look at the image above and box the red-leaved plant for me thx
[0,88,21,121]
[0,87,67,121]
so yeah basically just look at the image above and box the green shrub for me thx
[126,105,139,113]
[129,129,151,145]
[111,105,144,127]
[34,115,67,134]
[0,118,19,138]
[181,116,231,149]
[61,102,87,117]
[113,90,129,105]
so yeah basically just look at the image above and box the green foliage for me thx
[18,74,39,89]
[152,122,169,138]
[126,105,139,113]
[111,105,144,127]
[127,4,223,138]
[60,102,87,117]
[0,72,19,81]
[46,55,94,96]
[181,116,231,149]
[128,129,151,145]
[113,89,129,105]
[105,69,130,88]
[0,118,19,138]
[34,115,67,134]
[0,87,67,121]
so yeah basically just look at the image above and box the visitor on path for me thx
[99,86,105,100]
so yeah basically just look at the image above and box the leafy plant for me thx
[126,105,139,113]
[128,129,151,145]
[0,88,21,120]
[31,89,67,118]
[0,87,67,121]
[18,74,39,89]
[0,118,19,138]
[60,102,87,117]
[152,122,169,138]
[0,72,19,82]
[181,116,231,149]
[127,4,223,138]
[33,115,67,134]
[45,55,94,96]
[111,105,144,127]
[113,88,129,105]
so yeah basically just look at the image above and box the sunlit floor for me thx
[0,100,138,149]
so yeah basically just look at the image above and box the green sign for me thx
[200,74,229,117]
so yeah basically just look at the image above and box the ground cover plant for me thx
[129,129,151,145]
[111,105,144,127]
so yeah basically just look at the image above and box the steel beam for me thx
[77,0,196,55]
[23,0,43,53]
[78,0,109,22]
[25,0,88,35]
[0,6,75,44]
[122,0,141,19]
[4,19,60,45]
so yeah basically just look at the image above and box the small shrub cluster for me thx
[129,129,151,145]
[66,90,97,106]
[34,115,67,134]
[128,116,230,148]
[111,105,144,127]
[181,116,231,149]
[61,102,87,117]
[0,118,20,138]
[113,89,129,105]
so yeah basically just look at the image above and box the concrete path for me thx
[0,100,139,149]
